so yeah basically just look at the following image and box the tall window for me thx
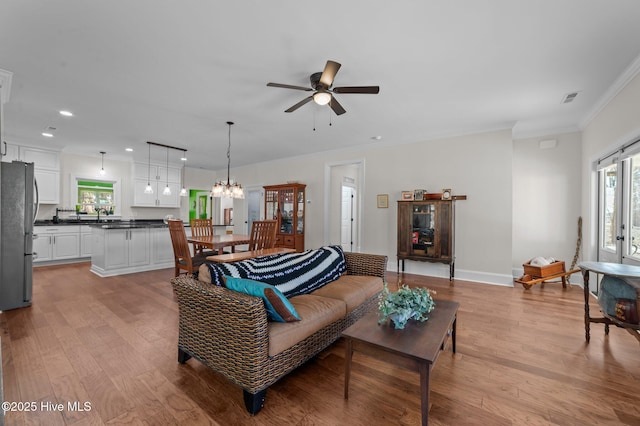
[629,153,640,258]
[77,180,114,215]
[601,164,617,252]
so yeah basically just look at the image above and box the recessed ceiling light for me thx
[42,132,53,137]
[371,136,382,140]
[181,156,187,161]
[59,110,73,117]
[125,147,133,152]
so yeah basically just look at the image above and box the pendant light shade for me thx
[179,149,188,197]
[99,151,106,176]
[211,121,244,199]
[144,143,154,194]
[162,147,171,196]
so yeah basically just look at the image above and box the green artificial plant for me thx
[378,282,435,329]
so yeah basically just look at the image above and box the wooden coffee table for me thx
[343,299,459,426]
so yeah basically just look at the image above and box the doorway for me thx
[246,187,262,234]
[324,160,364,252]
[341,183,357,252]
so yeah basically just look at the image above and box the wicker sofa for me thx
[171,250,387,415]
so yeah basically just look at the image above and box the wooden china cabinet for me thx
[397,199,461,280]
[264,183,306,252]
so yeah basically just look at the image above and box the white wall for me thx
[582,73,640,261]
[512,132,582,275]
[224,129,515,285]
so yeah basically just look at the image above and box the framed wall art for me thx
[377,194,389,208]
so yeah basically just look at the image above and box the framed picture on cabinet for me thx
[401,191,414,201]
[377,194,389,208]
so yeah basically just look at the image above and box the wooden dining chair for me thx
[190,218,215,255]
[248,220,278,251]
[168,219,208,277]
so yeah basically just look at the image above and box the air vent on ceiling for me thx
[562,91,580,104]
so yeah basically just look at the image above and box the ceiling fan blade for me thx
[267,82,312,91]
[329,96,346,115]
[285,96,314,113]
[332,86,380,94]
[319,60,341,87]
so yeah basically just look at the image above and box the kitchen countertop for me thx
[35,219,230,229]
[35,219,169,228]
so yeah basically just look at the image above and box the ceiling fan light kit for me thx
[313,91,332,106]
[267,60,379,116]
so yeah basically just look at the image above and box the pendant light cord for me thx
[226,121,233,185]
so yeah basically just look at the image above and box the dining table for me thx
[206,247,295,263]
[187,234,251,254]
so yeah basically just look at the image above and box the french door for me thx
[597,145,640,266]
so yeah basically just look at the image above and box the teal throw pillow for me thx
[224,275,301,322]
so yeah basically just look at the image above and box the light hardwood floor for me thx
[1,262,639,425]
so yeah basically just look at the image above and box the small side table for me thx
[579,261,640,343]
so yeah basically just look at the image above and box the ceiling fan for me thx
[267,60,379,116]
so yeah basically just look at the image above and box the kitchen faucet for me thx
[96,207,109,222]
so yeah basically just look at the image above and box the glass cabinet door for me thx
[297,188,304,234]
[280,188,294,234]
[411,203,436,256]
[266,189,278,221]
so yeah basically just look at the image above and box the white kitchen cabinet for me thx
[133,179,180,207]
[91,226,175,277]
[33,232,53,262]
[151,227,174,264]
[132,162,182,208]
[20,147,60,170]
[80,225,93,257]
[2,145,60,203]
[35,169,60,204]
[103,228,150,270]
[33,226,80,263]
[1,142,20,162]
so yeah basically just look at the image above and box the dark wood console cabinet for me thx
[397,199,461,280]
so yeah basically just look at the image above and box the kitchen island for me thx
[89,220,175,277]
[34,218,232,276]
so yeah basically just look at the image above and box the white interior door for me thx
[247,188,262,234]
[341,185,355,251]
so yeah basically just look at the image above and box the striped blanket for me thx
[206,245,347,298]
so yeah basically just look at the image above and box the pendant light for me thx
[179,149,188,197]
[144,143,154,194]
[211,121,244,199]
[162,147,171,196]
[99,151,106,176]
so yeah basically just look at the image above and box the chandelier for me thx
[211,121,244,199]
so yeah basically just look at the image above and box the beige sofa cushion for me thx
[198,263,211,282]
[268,294,345,356]
[310,275,383,313]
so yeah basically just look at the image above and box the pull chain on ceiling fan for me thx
[267,60,380,116]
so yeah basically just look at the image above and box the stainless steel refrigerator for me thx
[0,160,37,311]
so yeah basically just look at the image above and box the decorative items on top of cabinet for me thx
[264,183,305,252]
[397,195,466,280]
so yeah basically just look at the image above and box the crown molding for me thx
[0,68,13,104]
[579,53,640,130]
